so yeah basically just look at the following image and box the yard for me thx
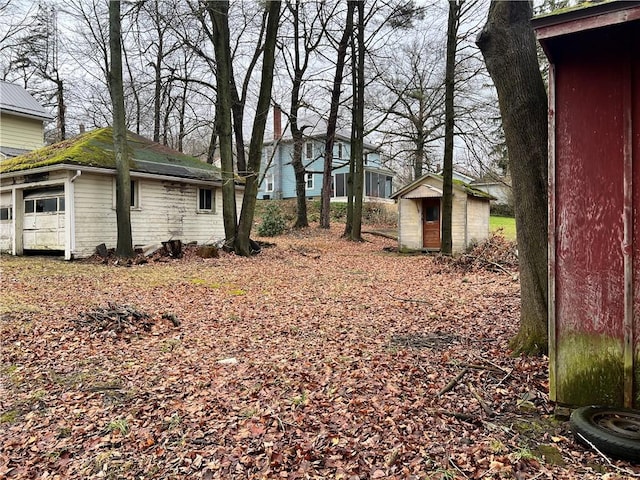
[0,228,637,479]
[490,216,516,241]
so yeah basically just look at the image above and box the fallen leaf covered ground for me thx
[1,227,638,479]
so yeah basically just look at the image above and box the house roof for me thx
[391,173,494,200]
[0,127,224,183]
[0,80,53,121]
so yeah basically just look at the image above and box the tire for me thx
[570,406,640,462]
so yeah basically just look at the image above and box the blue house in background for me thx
[258,107,394,202]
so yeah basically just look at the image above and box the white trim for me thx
[305,172,314,190]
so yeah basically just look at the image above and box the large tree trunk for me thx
[235,0,281,256]
[345,0,364,242]
[289,1,309,229]
[441,0,461,255]
[108,0,134,258]
[208,1,237,245]
[477,0,549,355]
[320,2,354,229]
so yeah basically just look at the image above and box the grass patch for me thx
[490,216,516,241]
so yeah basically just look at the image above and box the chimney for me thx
[273,104,282,140]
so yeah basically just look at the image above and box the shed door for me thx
[422,197,441,249]
[23,189,65,251]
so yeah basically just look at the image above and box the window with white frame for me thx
[337,142,343,159]
[265,173,274,192]
[305,172,314,190]
[0,206,13,220]
[112,179,139,208]
[198,188,214,212]
[305,142,313,159]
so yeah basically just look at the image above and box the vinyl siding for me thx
[0,113,45,150]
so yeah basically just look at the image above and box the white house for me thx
[391,173,493,253]
[0,80,53,158]
[0,127,243,259]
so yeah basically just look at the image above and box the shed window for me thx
[198,188,213,211]
[0,207,12,220]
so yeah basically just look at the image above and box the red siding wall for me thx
[551,21,640,407]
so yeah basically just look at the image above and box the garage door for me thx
[23,188,65,251]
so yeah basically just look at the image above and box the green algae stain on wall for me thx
[555,332,625,407]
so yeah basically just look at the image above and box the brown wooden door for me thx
[422,198,441,249]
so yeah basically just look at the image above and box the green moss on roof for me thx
[0,127,221,176]
[452,178,494,199]
[534,0,620,20]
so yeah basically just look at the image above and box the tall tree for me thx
[477,0,548,355]
[235,0,281,256]
[344,0,365,241]
[12,3,67,141]
[441,0,462,255]
[283,0,324,229]
[320,1,354,229]
[108,0,134,258]
[208,0,237,246]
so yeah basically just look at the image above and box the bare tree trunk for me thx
[55,76,66,141]
[208,1,237,245]
[345,0,364,242]
[441,0,462,255]
[235,0,281,256]
[108,0,134,258]
[289,0,309,229]
[477,0,548,355]
[320,2,354,229]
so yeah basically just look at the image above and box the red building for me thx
[533,1,640,408]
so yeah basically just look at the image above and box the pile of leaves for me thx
[1,227,638,480]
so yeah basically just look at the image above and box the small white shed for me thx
[391,174,493,253]
[0,127,244,259]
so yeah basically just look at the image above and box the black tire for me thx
[570,406,640,462]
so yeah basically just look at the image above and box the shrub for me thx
[257,203,287,236]
[490,202,515,217]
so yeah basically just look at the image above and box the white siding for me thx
[451,190,468,254]
[73,173,233,258]
[466,197,490,246]
[0,113,45,150]
[0,191,12,252]
[397,198,422,250]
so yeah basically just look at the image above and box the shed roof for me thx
[0,80,53,121]
[0,127,224,183]
[532,0,640,40]
[391,173,494,200]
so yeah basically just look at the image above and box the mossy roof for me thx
[391,173,494,200]
[532,0,639,26]
[0,127,223,182]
